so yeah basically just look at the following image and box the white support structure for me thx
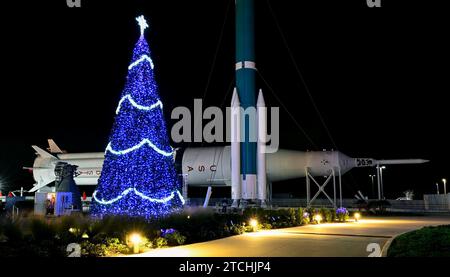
[338,167,342,207]
[376,164,381,200]
[306,166,343,208]
[203,186,213,208]
[306,167,311,206]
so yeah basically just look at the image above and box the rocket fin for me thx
[47,139,65,153]
[28,180,54,193]
[32,145,58,159]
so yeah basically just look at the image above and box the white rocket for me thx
[257,89,267,207]
[230,89,241,207]
[28,140,428,205]
[230,88,269,207]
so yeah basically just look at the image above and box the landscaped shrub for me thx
[296,208,304,225]
[81,237,129,257]
[161,229,186,246]
[302,211,310,225]
[318,208,327,222]
[153,237,168,248]
[1,204,358,257]
[329,208,336,222]
[0,219,23,243]
[321,208,335,223]
[104,237,129,255]
[30,218,56,241]
[81,241,108,257]
[261,223,272,230]
[335,207,349,222]
[230,224,246,235]
[287,208,297,226]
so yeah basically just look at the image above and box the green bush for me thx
[30,219,56,241]
[320,208,335,223]
[2,205,359,257]
[154,237,168,248]
[287,208,297,226]
[318,208,326,222]
[296,208,304,225]
[335,207,349,222]
[230,224,246,235]
[81,241,108,257]
[261,223,272,230]
[104,238,129,255]
[81,237,129,257]
[159,210,230,243]
[1,219,23,243]
[164,231,186,246]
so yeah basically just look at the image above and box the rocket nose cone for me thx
[257,89,265,107]
[231,88,240,106]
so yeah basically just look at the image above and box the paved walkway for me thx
[134,215,450,257]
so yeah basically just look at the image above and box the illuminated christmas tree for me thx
[91,16,184,218]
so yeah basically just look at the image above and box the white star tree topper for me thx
[136,15,149,37]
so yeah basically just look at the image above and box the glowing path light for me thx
[128,54,155,70]
[105,139,174,157]
[136,15,149,37]
[93,188,185,205]
[116,94,163,114]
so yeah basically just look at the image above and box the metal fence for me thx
[188,196,450,212]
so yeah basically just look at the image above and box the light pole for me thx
[369,174,375,199]
[436,183,440,194]
[376,165,381,200]
[443,178,447,195]
[380,166,386,199]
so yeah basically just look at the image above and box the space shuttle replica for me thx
[27,0,428,208]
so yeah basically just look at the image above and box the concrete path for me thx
[134,216,450,257]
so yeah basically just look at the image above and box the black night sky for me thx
[0,0,448,199]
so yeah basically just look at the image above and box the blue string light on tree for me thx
[91,15,184,218]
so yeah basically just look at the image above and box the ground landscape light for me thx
[129,233,143,254]
[68,228,77,234]
[314,214,322,224]
[354,212,361,222]
[249,218,258,230]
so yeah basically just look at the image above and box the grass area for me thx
[387,225,450,257]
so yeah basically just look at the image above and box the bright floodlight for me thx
[130,233,142,244]
[314,214,322,224]
[354,212,361,222]
[129,233,143,254]
[249,218,258,228]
